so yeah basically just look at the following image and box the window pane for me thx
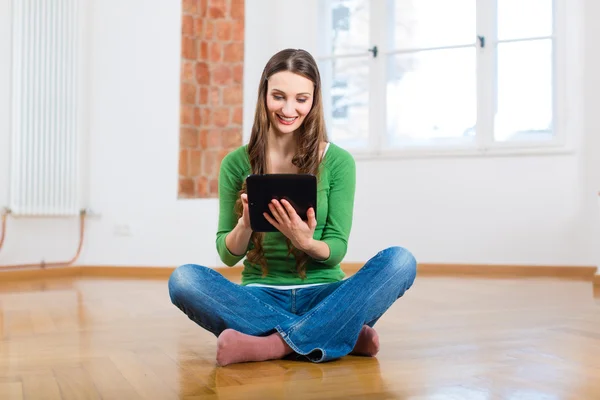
[320,57,369,148]
[386,48,476,146]
[390,0,475,49]
[495,40,553,142]
[327,0,370,56]
[498,0,553,40]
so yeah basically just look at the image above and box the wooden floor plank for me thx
[81,358,142,400]
[21,374,62,400]
[0,275,598,399]
[0,381,23,400]
[134,348,217,397]
[30,309,58,335]
[109,351,179,400]
[53,365,102,400]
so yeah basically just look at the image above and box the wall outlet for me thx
[114,223,132,237]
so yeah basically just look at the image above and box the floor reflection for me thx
[206,356,392,399]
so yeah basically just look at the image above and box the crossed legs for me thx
[168,246,416,366]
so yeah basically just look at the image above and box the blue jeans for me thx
[168,246,417,363]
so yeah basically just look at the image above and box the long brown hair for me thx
[235,48,328,279]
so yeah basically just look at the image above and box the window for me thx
[317,0,560,155]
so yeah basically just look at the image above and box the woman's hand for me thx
[225,193,253,257]
[238,193,251,230]
[264,199,317,252]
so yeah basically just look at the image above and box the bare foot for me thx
[216,329,293,366]
[351,325,380,357]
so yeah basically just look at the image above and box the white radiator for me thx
[9,0,83,217]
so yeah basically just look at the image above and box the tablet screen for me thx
[246,174,317,232]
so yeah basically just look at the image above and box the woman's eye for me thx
[273,95,284,100]
[297,98,307,103]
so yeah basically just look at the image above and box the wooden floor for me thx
[0,273,599,400]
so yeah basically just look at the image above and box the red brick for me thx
[222,128,241,148]
[223,42,244,63]
[213,108,230,127]
[210,87,221,106]
[230,0,244,20]
[179,149,189,176]
[181,105,194,125]
[194,107,202,126]
[208,8,225,18]
[223,84,242,105]
[181,82,197,104]
[198,41,208,61]
[211,65,231,85]
[232,64,243,83]
[198,0,208,17]
[180,127,199,148]
[180,0,247,199]
[202,151,218,177]
[232,19,244,41]
[182,37,197,60]
[232,106,243,125]
[209,42,222,62]
[182,0,197,14]
[209,179,219,195]
[181,60,195,81]
[204,21,215,40]
[179,178,195,197]
[190,149,202,176]
[202,108,211,126]
[199,129,209,148]
[196,176,209,197]
[195,62,210,84]
[208,0,227,18]
[194,18,204,36]
[198,86,209,105]
[215,20,232,41]
[182,15,194,35]
[207,129,221,148]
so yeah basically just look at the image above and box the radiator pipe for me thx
[0,209,86,270]
[0,208,8,253]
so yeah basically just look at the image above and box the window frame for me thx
[317,0,574,160]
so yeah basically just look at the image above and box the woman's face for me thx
[266,71,314,135]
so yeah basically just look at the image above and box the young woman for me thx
[168,49,417,366]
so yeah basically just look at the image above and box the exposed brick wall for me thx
[179,0,244,198]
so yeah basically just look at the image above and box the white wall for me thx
[0,0,222,267]
[264,0,594,266]
[0,0,598,269]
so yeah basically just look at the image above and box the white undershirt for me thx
[246,142,332,291]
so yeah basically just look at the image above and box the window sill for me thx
[348,144,576,161]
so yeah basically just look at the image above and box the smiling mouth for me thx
[276,114,298,125]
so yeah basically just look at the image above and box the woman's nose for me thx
[282,101,295,116]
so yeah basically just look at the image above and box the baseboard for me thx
[418,263,598,280]
[1,263,597,282]
[0,266,82,281]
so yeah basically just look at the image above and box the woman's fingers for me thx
[268,202,281,222]
[263,212,279,228]
[307,207,317,230]
[270,200,290,224]
[280,200,301,221]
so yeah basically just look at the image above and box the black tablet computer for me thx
[246,174,317,232]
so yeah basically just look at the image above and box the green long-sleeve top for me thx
[216,143,356,286]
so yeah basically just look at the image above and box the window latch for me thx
[368,46,378,58]
[477,35,485,48]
